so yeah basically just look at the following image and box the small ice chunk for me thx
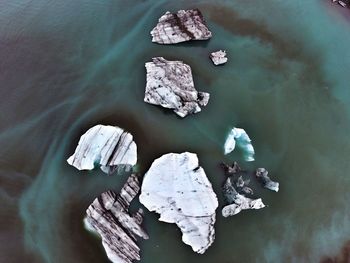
[224,127,255,161]
[210,50,228,65]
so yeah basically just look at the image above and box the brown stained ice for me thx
[84,174,148,263]
[151,9,212,44]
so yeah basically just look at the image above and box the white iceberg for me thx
[139,152,218,254]
[67,125,137,174]
[210,50,228,66]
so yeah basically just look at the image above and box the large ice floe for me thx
[84,174,148,263]
[144,57,210,117]
[150,9,212,44]
[224,127,255,161]
[67,125,137,174]
[210,50,228,66]
[139,152,218,254]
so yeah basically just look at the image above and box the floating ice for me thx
[224,127,255,161]
[139,152,218,254]
[67,125,137,174]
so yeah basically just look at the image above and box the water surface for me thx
[1,1,350,262]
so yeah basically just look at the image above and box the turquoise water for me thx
[1,0,350,262]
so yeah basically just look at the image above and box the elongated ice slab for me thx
[139,152,218,254]
[224,127,255,161]
[84,174,148,263]
[67,125,137,174]
[222,195,265,217]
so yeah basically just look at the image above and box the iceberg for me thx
[210,50,228,66]
[255,168,279,192]
[224,127,255,161]
[150,9,212,44]
[139,152,218,254]
[84,174,148,263]
[67,125,137,174]
[144,57,209,117]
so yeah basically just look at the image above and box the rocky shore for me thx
[220,162,279,217]
[222,176,265,217]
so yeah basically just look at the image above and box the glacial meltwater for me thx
[1,1,350,262]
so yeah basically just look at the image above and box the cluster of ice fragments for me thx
[66,7,280,263]
[222,176,265,217]
[145,9,229,117]
[220,161,279,218]
[67,124,279,261]
[67,122,278,262]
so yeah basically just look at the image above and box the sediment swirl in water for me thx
[0,1,350,262]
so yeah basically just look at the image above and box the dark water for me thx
[1,0,350,262]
